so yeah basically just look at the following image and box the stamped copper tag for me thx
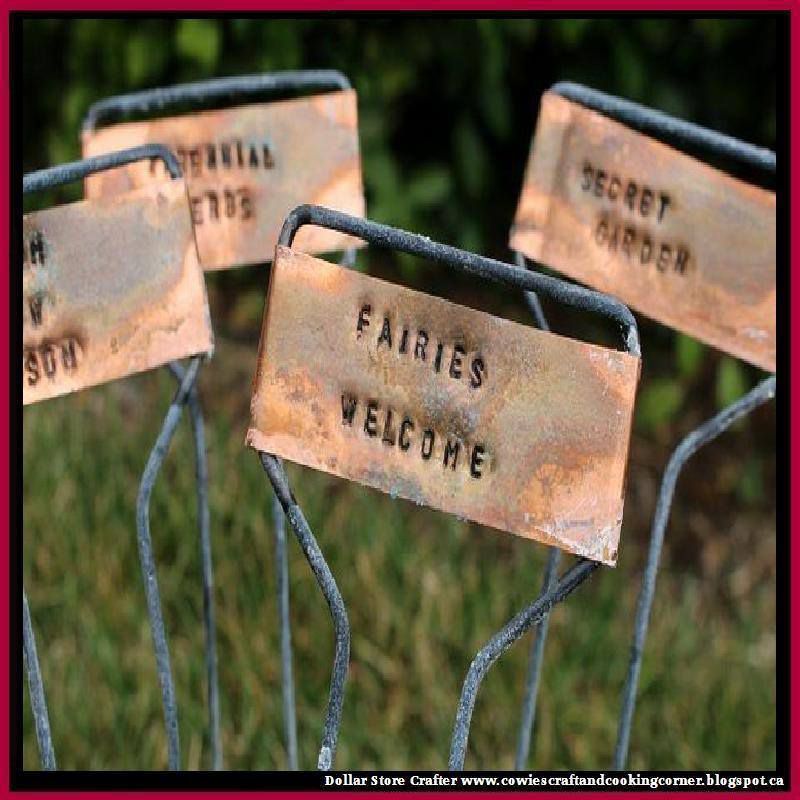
[247,247,640,564]
[23,179,213,405]
[81,91,365,270]
[510,92,776,372]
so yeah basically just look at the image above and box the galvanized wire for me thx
[614,374,776,768]
[82,71,352,132]
[272,493,299,770]
[515,547,561,769]
[550,81,777,771]
[167,361,222,770]
[82,74,359,770]
[449,558,600,770]
[259,207,639,770]
[22,589,56,771]
[551,82,776,175]
[268,246,358,771]
[23,146,190,773]
[454,249,634,771]
[514,250,563,770]
[279,206,640,357]
[521,284,549,332]
[136,355,202,770]
[260,453,350,771]
[23,144,180,191]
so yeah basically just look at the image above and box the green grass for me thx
[22,337,776,771]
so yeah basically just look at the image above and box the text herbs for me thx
[149,138,276,227]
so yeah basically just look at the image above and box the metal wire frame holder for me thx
[84,70,357,771]
[510,82,777,771]
[254,203,640,770]
[81,70,352,133]
[23,145,210,771]
[22,590,55,770]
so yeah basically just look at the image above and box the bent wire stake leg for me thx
[546,83,777,770]
[515,547,561,769]
[269,245,356,771]
[445,239,638,770]
[167,362,222,770]
[271,491,298,770]
[22,145,182,772]
[514,250,562,770]
[137,356,203,771]
[260,454,350,771]
[449,559,599,771]
[614,375,776,769]
[22,589,56,770]
[253,205,639,770]
[84,73,355,771]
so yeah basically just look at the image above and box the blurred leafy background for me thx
[22,17,777,770]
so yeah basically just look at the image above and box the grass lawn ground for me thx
[22,290,776,771]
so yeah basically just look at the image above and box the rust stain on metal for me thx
[510,92,776,372]
[247,247,640,565]
[81,91,366,270]
[23,179,213,405]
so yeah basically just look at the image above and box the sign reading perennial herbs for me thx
[81,91,365,269]
[247,246,640,565]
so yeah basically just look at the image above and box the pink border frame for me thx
[3,5,793,796]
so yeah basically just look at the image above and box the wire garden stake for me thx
[249,204,640,770]
[511,82,776,769]
[550,83,777,771]
[450,558,598,771]
[261,453,350,772]
[550,81,776,175]
[268,243,358,772]
[448,246,640,772]
[22,145,180,771]
[514,545,561,770]
[22,590,56,770]
[81,71,364,274]
[614,374,776,768]
[513,251,562,771]
[269,244,358,771]
[82,73,363,770]
[167,360,221,770]
[137,356,203,771]
[23,146,212,771]
[81,71,353,132]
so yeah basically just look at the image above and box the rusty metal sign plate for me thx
[81,90,365,270]
[510,92,776,372]
[247,247,640,564]
[23,179,213,405]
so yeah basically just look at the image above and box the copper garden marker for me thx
[247,247,640,565]
[81,91,365,270]
[22,179,213,405]
[510,91,776,372]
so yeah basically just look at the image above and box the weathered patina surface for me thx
[510,92,776,372]
[82,91,365,270]
[23,179,213,405]
[247,247,640,565]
